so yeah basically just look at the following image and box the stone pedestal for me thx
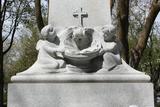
[7,0,154,106]
[8,74,154,107]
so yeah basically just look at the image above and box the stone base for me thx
[8,82,154,107]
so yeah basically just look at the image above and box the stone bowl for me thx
[64,49,100,62]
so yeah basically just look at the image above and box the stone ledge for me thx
[11,73,150,83]
[8,83,154,107]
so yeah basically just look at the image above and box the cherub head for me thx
[102,25,116,42]
[40,24,57,42]
[72,28,94,50]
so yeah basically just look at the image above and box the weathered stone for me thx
[8,83,154,107]
[48,0,111,27]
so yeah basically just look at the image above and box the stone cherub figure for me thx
[98,25,122,72]
[18,25,66,75]
[18,24,122,75]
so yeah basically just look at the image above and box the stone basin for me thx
[63,49,100,73]
[64,50,99,62]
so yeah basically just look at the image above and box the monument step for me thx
[8,83,154,107]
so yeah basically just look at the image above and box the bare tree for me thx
[130,0,160,68]
[35,0,44,31]
[115,0,160,69]
[0,0,33,106]
[117,0,130,64]
[0,0,4,106]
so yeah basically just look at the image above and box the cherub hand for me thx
[55,48,65,53]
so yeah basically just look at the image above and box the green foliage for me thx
[129,34,160,74]
[139,35,160,74]
[5,27,39,83]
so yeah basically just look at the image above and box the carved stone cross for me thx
[73,8,88,27]
[49,0,112,27]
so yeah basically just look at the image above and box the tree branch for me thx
[0,1,4,106]
[1,0,7,27]
[35,0,44,31]
[3,1,22,55]
[117,0,130,63]
[2,27,14,43]
[110,0,115,15]
[130,0,160,68]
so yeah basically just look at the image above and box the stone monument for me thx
[8,0,154,107]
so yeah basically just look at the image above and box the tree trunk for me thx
[0,30,3,107]
[35,0,44,31]
[110,0,115,15]
[117,0,130,64]
[130,0,160,68]
[0,0,4,106]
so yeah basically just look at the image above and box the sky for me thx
[156,13,160,22]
